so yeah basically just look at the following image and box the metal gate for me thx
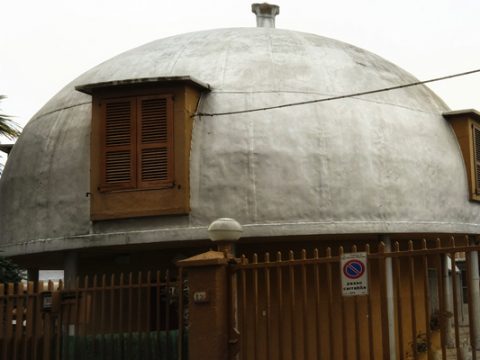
[0,269,187,360]
[232,238,480,359]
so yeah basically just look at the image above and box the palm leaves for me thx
[0,95,21,140]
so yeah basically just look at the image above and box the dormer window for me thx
[76,77,210,220]
[444,109,480,201]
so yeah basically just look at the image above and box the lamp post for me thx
[207,218,242,358]
[208,218,243,259]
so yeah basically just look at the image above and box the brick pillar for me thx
[178,250,230,360]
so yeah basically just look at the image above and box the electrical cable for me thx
[193,68,480,117]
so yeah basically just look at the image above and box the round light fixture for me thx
[207,218,243,242]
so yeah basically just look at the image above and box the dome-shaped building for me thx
[2,4,480,359]
[1,5,479,272]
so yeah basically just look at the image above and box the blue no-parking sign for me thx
[341,252,369,296]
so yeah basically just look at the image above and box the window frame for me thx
[76,77,210,220]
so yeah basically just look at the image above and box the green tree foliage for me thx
[0,257,24,283]
[0,95,21,139]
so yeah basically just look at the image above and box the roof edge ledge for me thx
[75,75,211,95]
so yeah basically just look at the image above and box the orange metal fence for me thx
[0,270,187,360]
[232,238,480,360]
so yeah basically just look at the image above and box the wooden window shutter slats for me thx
[141,98,168,143]
[141,148,169,181]
[137,95,174,188]
[105,152,132,183]
[99,94,174,192]
[101,98,136,190]
[105,101,133,146]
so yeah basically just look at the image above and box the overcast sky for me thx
[1,0,479,132]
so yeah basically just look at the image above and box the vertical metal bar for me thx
[127,273,133,360]
[25,282,35,360]
[289,251,296,360]
[155,270,161,358]
[339,246,349,359]
[383,236,397,360]
[378,242,391,360]
[137,272,146,360]
[408,241,417,360]
[59,281,67,360]
[253,253,259,360]
[393,242,404,360]
[0,283,5,360]
[73,277,81,360]
[450,237,461,359]
[81,276,89,360]
[442,251,455,351]
[33,281,43,360]
[177,269,184,360]
[11,283,17,359]
[110,274,115,332]
[136,272,143,359]
[3,283,14,360]
[165,270,170,359]
[301,249,309,360]
[241,256,248,360]
[100,274,106,360]
[55,280,64,360]
[352,245,360,360]
[145,271,151,360]
[467,235,480,360]
[313,248,322,359]
[265,253,271,360]
[276,252,283,360]
[434,239,447,360]
[0,283,4,360]
[466,247,477,360]
[421,239,431,360]
[326,247,334,360]
[118,273,124,360]
[36,282,42,360]
[69,280,77,360]
[366,244,375,360]
[21,282,28,360]
[12,282,22,360]
[229,259,239,360]
[42,281,53,360]
[110,274,116,360]
[91,275,98,360]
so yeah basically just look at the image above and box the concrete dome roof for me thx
[1,27,477,256]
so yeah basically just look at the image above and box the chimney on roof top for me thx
[251,3,279,28]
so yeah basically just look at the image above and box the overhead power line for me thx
[194,68,480,117]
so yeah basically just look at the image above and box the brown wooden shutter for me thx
[100,98,136,190]
[474,124,480,194]
[136,95,174,189]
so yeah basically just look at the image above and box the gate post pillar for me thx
[469,235,480,349]
[178,250,230,360]
[178,218,242,360]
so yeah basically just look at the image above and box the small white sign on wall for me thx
[341,252,369,296]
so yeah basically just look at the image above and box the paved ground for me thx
[446,326,472,360]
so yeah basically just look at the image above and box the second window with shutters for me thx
[444,109,480,202]
[100,95,174,192]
